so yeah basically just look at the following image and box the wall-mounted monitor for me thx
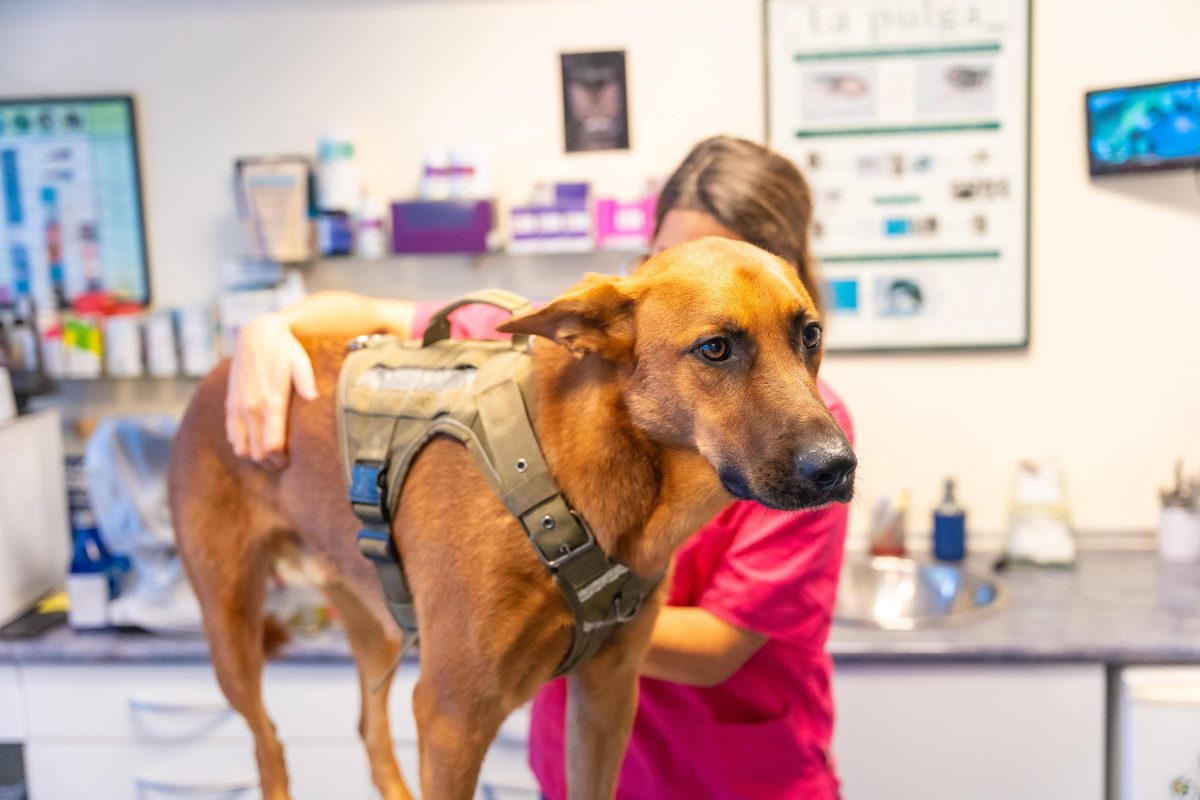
[1087,77,1200,177]
[0,95,150,308]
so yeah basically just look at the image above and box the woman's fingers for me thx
[263,411,290,469]
[262,396,288,462]
[290,346,319,401]
[223,312,311,468]
[246,404,266,463]
[226,405,249,457]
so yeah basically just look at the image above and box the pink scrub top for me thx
[412,300,853,800]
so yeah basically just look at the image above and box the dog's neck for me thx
[529,341,730,577]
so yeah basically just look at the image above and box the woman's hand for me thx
[641,606,766,687]
[225,312,318,467]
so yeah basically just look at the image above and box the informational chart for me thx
[0,97,148,308]
[767,0,1030,350]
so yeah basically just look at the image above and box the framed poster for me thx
[0,95,151,308]
[561,51,631,153]
[766,0,1031,351]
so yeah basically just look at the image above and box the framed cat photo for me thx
[561,50,630,152]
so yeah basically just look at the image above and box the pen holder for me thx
[1158,506,1200,563]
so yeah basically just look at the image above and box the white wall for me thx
[0,0,763,302]
[823,0,1200,537]
[2,0,1199,537]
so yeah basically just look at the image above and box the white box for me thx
[0,409,70,626]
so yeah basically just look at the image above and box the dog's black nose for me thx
[795,446,857,492]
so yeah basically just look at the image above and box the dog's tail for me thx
[262,615,291,659]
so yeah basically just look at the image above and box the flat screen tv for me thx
[1086,77,1200,176]
[0,95,150,308]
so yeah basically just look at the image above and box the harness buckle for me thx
[612,592,643,624]
[534,510,596,570]
[349,459,390,526]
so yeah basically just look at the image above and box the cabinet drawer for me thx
[390,698,537,799]
[834,663,1105,800]
[480,741,539,797]
[26,740,368,800]
[0,664,22,740]
[24,662,361,742]
[392,740,539,800]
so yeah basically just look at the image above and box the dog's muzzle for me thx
[719,439,857,511]
[794,444,857,495]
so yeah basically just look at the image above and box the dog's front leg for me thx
[565,656,638,800]
[564,600,661,800]
[412,662,505,800]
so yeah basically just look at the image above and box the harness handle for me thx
[421,289,534,350]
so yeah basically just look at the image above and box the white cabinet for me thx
[24,662,361,742]
[480,703,540,798]
[26,741,366,799]
[17,660,538,800]
[388,663,541,799]
[833,662,1106,800]
[1114,666,1200,800]
[22,662,369,800]
[24,662,250,741]
[390,738,539,800]
[0,664,22,740]
[0,410,70,628]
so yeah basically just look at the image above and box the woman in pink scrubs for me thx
[225,136,852,799]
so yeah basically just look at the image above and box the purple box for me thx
[391,199,494,254]
[553,182,590,209]
[508,182,593,254]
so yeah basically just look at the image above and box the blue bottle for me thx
[933,478,966,561]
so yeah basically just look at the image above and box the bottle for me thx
[10,296,39,373]
[354,192,388,259]
[316,131,360,213]
[933,478,966,561]
[66,515,111,630]
[1005,459,1076,567]
[868,491,908,557]
[419,146,452,201]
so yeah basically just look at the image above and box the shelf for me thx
[311,247,643,266]
[305,249,638,303]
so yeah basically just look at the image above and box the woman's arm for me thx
[225,292,416,465]
[640,606,767,688]
[275,291,416,341]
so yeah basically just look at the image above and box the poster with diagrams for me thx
[767,0,1030,350]
[0,97,149,308]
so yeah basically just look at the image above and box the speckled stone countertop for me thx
[0,623,354,664]
[3,551,1198,665]
[828,550,1200,663]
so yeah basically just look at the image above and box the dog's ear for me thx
[497,273,634,361]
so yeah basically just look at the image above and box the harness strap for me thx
[474,371,662,675]
[349,444,420,635]
[342,293,661,676]
[357,527,419,635]
[421,289,532,349]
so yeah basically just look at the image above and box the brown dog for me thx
[168,237,855,800]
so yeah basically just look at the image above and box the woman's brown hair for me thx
[654,136,822,313]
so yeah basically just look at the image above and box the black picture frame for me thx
[561,51,631,153]
[0,94,152,308]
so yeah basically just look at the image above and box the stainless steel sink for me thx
[835,557,1007,630]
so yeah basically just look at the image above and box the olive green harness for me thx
[336,290,660,676]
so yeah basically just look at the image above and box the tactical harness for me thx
[337,290,661,676]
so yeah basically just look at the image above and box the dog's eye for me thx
[697,338,732,362]
[802,322,823,349]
